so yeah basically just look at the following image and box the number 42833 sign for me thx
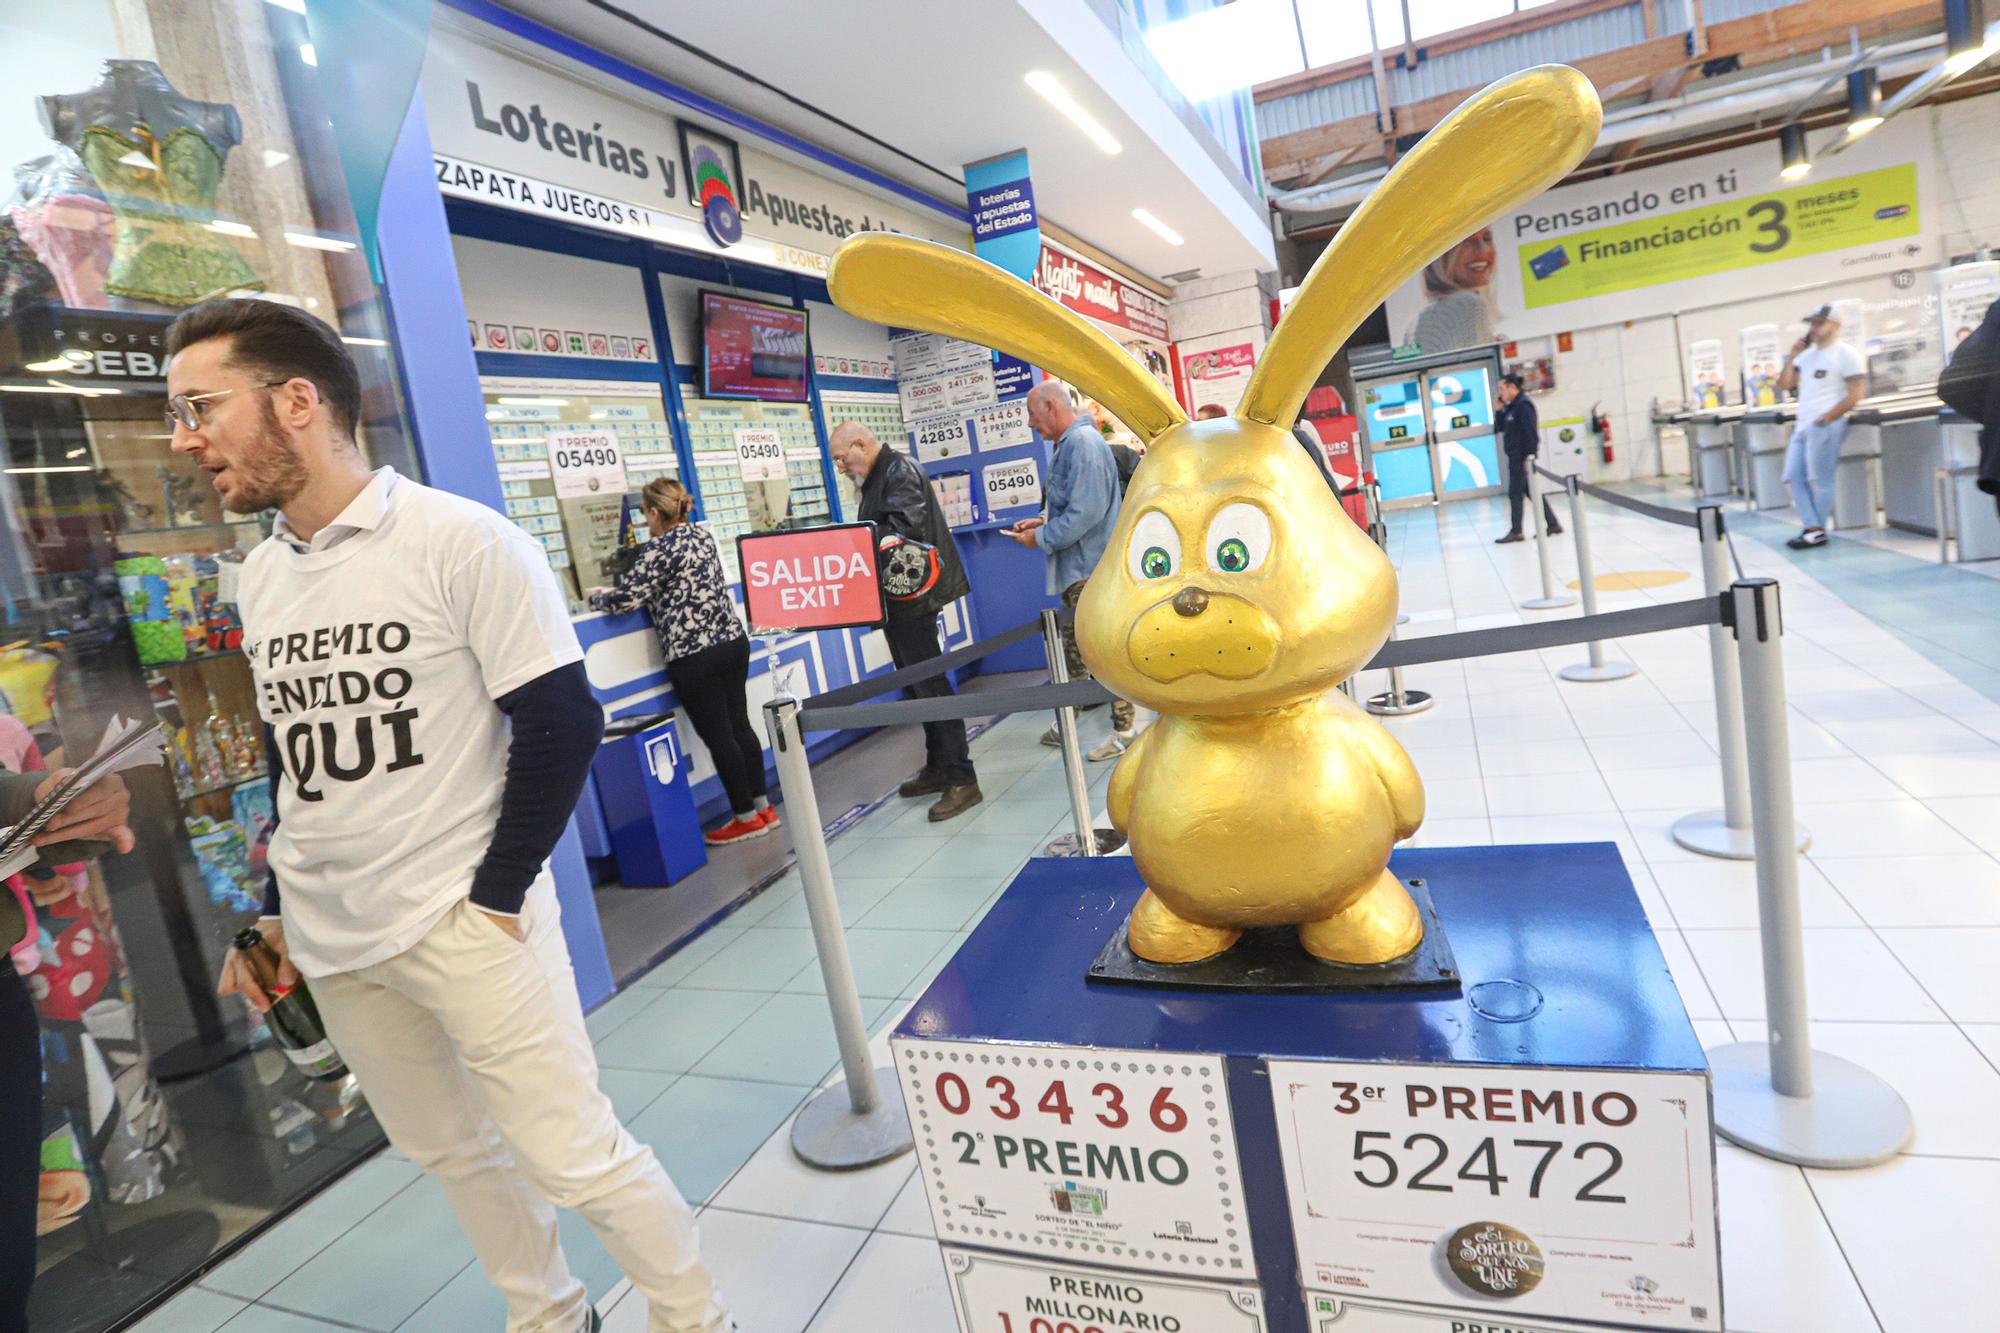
[893,1038,1249,1280]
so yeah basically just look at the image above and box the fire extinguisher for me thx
[1589,402,1614,463]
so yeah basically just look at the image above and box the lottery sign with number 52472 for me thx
[893,1037,1250,1281]
[1272,1060,1720,1330]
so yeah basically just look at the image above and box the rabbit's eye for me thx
[1205,503,1271,574]
[1128,511,1180,580]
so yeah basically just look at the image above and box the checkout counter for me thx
[1684,403,1750,498]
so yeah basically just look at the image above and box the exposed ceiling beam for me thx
[1609,64,1697,173]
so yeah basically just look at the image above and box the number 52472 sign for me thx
[1271,1060,1720,1330]
[892,1038,1249,1281]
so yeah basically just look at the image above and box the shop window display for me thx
[2,3,417,1328]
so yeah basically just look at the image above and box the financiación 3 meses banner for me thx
[1387,113,1942,349]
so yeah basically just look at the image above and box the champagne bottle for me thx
[233,928,348,1082]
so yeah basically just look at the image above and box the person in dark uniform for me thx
[829,421,982,822]
[1495,373,1562,544]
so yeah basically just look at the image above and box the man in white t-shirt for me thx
[167,300,730,1333]
[1777,305,1868,549]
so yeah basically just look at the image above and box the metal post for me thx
[1556,475,1635,682]
[1520,465,1576,610]
[1039,609,1116,857]
[1366,612,1433,715]
[1935,468,1953,565]
[1364,482,1409,627]
[764,696,913,1169]
[1672,507,1807,859]
[1706,579,1911,1168]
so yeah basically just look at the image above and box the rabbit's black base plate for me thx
[1085,879,1460,993]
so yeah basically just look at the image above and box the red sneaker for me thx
[757,806,781,830]
[703,816,771,846]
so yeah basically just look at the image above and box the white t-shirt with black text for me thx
[1792,340,1867,425]
[238,469,582,976]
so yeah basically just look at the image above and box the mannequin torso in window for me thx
[39,61,264,308]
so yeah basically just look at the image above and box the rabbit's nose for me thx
[1173,587,1209,618]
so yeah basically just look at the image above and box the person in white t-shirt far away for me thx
[1776,304,1868,549]
[165,299,731,1333]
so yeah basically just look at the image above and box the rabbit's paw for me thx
[1298,870,1422,965]
[1128,889,1240,965]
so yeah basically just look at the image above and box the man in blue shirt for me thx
[1008,381,1134,759]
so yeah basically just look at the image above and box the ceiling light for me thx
[298,43,317,67]
[262,150,291,169]
[0,384,120,397]
[4,465,95,474]
[282,230,356,252]
[496,397,569,406]
[208,219,257,239]
[1845,68,1883,137]
[1778,123,1812,180]
[24,358,74,373]
[1132,209,1185,246]
[1024,71,1122,155]
[341,336,388,347]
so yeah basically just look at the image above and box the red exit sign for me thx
[737,522,886,632]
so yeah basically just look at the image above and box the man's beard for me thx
[223,398,311,513]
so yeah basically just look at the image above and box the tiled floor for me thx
[138,488,2000,1333]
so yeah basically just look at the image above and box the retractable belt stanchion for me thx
[1551,471,1635,682]
[1673,505,1809,859]
[1520,465,1577,611]
[1705,579,1911,1167]
[1039,609,1118,857]
[764,695,914,1169]
[1362,481,1433,716]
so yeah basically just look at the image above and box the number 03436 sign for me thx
[893,1038,1248,1280]
[1271,1061,1720,1330]
[546,428,627,498]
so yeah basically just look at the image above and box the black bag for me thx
[1109,442,1141,495]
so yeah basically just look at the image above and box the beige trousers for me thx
[312,885,729,1333]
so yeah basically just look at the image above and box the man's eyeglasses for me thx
[165,379,292,432]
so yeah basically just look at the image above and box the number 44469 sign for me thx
[1271,1061,1721,1331]
[893,1038,1249,1281]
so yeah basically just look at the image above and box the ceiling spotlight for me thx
[1845,68,1883,136]
[1779,123,1812,180]
[1024,71,1123,156]
[1132,209,1185,246]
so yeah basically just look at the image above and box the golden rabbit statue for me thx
[830,66,1602,966]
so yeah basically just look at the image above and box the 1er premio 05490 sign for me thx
[1272,1060,1720,1330]
[546,427,627,498]
[894,1038,1247,1280]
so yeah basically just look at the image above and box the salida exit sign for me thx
[737,522,887,632]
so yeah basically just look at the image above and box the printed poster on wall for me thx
[1386,116,1939,350]
[1937,260,2000,355]
[1738,325,1782,406]
[980,457,1042,511]
[1686,339,1726,408]
[965,149,1040,283]
[1182,342,1257,416]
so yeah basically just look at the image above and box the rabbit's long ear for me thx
[828,234,1188,443]
[1238,64,1602,429]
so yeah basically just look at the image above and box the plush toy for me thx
[830,67,1602,966]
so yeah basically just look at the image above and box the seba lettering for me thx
[248,621,424,803]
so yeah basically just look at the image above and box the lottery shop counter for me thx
[894,845,1721,1333]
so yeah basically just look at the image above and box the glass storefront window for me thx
[1,3,417,1327]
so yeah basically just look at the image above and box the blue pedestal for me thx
[590,716,708,888]
[895,845,1719,1333]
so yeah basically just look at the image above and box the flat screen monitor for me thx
[701,290,809,402]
